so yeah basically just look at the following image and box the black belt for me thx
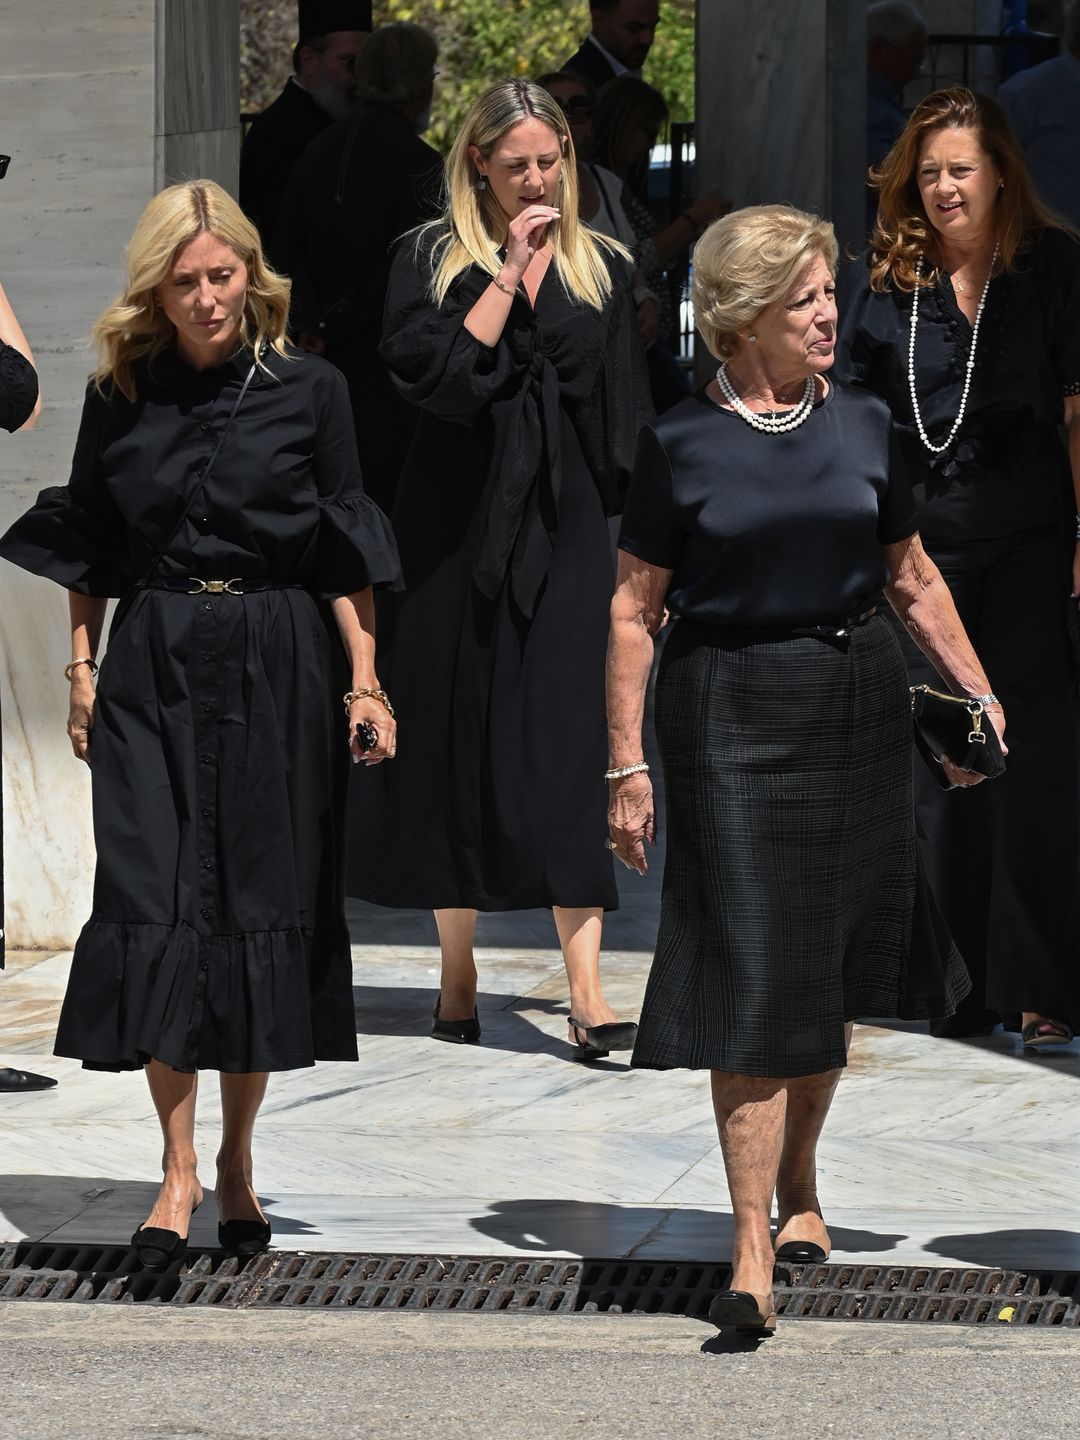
[787,604,878,639]
[136,578,309,596]
[678,604,880,646]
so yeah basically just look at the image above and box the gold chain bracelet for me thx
[343,687,395,718]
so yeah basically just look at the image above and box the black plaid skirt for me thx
[632,613,970,1078]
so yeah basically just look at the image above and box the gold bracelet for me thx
[343,687,395,718]
[491,274,516,297]
[64,657,98,681]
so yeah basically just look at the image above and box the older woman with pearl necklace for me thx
[607,204,1004,1336]
[839,87,1080,1051]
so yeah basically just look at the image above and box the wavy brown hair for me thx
[868,87,1062,292]
[92,180,291,401]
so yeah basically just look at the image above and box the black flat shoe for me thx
[567,1017,638,1061]
[708,1289,777,1334]
[774,1240,828,1263]
[218,1218,272,1256]
[131,1225,188,1272]
[432,995,481,1044]
[0,1066,58,1092]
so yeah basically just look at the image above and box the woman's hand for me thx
[940,704,1007,788]
[67,675,96,764]
[607,771,656,875]
[687,189,729,230]
[347,697,397,767]
[502,204,561,283]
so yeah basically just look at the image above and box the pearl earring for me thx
[747,334,757,343]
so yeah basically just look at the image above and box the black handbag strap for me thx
[132,356,259,589]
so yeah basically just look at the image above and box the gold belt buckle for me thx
[188,577,245,595]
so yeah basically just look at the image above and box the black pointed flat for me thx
[432,995,481,1044]
[0,1067,58,1092]
[218,1218,272,1255]
[131,1225,188,1272]
[774,1240,828,1263]
[708,1289,777,1334]
[567,1017,638,1060]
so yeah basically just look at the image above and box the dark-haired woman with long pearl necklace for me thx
[839,87,1080,1049]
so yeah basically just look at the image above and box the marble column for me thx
[0,0,239,948]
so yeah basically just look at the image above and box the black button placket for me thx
[190,390,224,942]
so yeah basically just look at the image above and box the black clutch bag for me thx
[910,685,1006,791]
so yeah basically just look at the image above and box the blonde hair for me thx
[92,180,292,401]
[692,204,839,361]
[420,78,628,311]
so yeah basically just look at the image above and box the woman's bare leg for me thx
[553,906,619,1032]
[216,1071,270,1224]
[434,908,479,1020]
[711,1071,786,1302]
[774,1023,852,1252]
[142,1059,203,1234]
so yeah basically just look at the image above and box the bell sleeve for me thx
[0,340,39,433]
[0,381,131,595]
[579,261,654,515]
[378,230,520,423]
[311,361,402,597]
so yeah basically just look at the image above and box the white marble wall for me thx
[0,0,239,947]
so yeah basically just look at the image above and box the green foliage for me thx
[241,1,696,143]
[378,0,695,150]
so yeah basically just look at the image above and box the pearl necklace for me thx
[715,362,815,433]
[908,245,997,455]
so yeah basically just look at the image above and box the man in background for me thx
[240,0,372,250]
[273,22,442,515]
[563,0,660,88]
[998,1,1080,227]
[866,2,927,229]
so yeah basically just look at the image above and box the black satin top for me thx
[0,339,39,432]
[619,382,917,629]
[0,345,401,598]
[837,227,1080,545]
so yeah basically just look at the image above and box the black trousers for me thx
[894,525,1080,1026]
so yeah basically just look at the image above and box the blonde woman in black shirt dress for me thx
[0,181,400,1267]
[607,205,1003,1335]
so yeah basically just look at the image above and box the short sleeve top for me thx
[619,381,917,629]
[837,227,1080,544]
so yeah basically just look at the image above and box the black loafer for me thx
[131,1226,188,1272]
[0,1066,58,1092]
[218,1218,272,1255]
[774,1240,828,1263]
[708,1289,777,1334]
[567,1018,638,1060]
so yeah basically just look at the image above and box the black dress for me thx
[621,383,969,1078]
[838,229,1080,1029]
[0,340,40,972]
[0,346,401,1071]
[349,232,651,911]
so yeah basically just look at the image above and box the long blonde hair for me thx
[421,78,628,311]
[92,180,292,401]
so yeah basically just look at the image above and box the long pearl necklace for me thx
[908,245,997,455]
[715,362,815,433]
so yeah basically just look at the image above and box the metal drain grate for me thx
[1,1244,1078,1325]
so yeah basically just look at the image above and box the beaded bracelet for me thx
[604,761,650,781]
[344,687,395,718]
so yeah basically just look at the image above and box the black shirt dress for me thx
[0,346,400,1071]
[349,231,652,912]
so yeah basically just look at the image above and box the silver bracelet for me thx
[604,761,650,781]
[491,274,516,297]
[968,693,999,708]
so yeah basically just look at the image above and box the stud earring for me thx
[747,334,757,343]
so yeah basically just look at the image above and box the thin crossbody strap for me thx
[132,356,260,589]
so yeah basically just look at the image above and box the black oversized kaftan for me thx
[349,232,651,911]
[0,346,400,1071]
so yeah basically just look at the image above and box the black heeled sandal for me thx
[218,1217,272,1256]
[708,1289,777,1335]
[567,1017,638,1061]
[432,995,481,1045]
